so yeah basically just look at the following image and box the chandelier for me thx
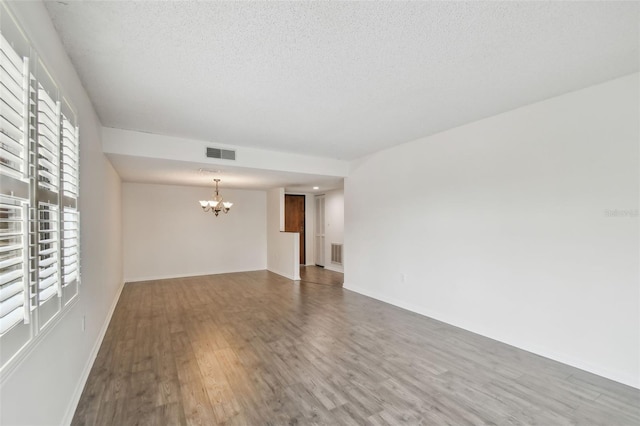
[199,179,233,216]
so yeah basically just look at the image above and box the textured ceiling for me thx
[46,1,638,161]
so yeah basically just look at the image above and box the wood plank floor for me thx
[299,265,344,287]
[73,271,639,425]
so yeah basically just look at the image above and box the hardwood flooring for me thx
[73,271,639,425]
[299,265,344,287]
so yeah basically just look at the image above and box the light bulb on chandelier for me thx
[199,179,233,216]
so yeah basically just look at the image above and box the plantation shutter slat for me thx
[0,292,23,317]
[37,122,57,145]
[0,128,22,151]
[38,285,56,304]
[38,274,56,290]
[0,256,22,269]
[0,242,22,254]
[38,247,56,256]
[0,307,23,334]
[0,269,22,286]
[39,257,56,268]
[0,116,22,144]
[1,97,22,124]
[0,280,22,301]
[0,145,22,166]
[0,82,23,110]
[0,66,22,99]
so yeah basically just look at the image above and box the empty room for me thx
[0,1,638,425]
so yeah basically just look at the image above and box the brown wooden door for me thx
[285,194,305,264]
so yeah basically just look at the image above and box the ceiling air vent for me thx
[206,147,236,160]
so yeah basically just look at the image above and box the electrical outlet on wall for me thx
[400,273,406,283]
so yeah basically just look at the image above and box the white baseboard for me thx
[267,267,299,281]
[61,280,126,425]
[343,283,639,390]
[129,269,301,283]
[124,268,267,283]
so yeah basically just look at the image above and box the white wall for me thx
[305,194,315,265]
[267,188,300,280]
[345,74,639,388]
[123,183,266,282]
[324,189,345,273]
[0,1,123,425]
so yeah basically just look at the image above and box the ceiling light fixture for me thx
[199,179,233,216]
[313,186,319,190]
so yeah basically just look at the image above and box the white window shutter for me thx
[61,114,78,199]
[37,203,59,303]
[36,79,62,302]
[61,208,78,287]
[36,86,60,194]
[61,110,79,293]
[0,32,30,336]
[0,2,80,369]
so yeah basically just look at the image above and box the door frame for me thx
[284,194,306,265]
[314,194,325,267]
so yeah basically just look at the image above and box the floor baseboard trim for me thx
[267,268,298,281]
[61,280,126,425]
[124,268,268,283]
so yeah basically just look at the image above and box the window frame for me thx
[0,2,80,378]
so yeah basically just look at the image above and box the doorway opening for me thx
[284,194,305,265]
